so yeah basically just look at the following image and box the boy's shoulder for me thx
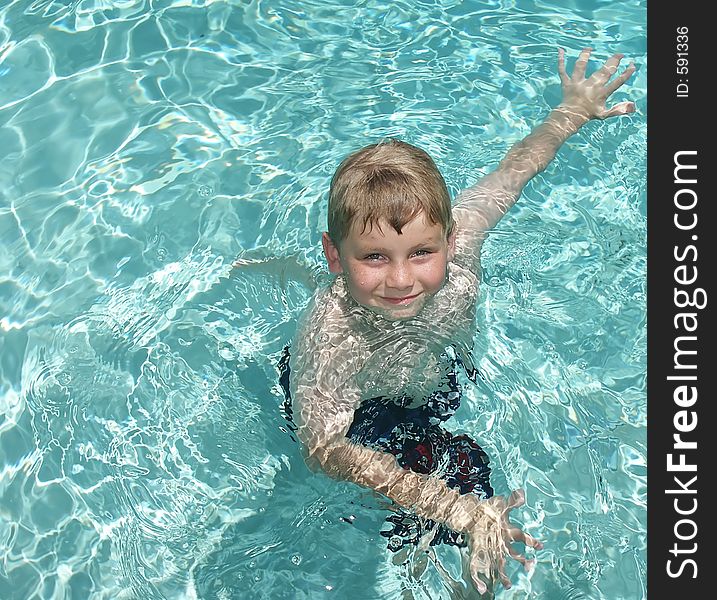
[295,277,352,343]
[441,261,479,316]
[290,278,364,388]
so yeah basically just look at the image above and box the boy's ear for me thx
[322,232,344,274]
[447,228,456,262]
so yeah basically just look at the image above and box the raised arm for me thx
[453,48,636,266]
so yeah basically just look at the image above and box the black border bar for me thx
[647,5,713,595]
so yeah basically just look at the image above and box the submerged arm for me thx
[292,347,540,594]
[453,48,636,262]
[297,387,541,593]
[298,396,474,533]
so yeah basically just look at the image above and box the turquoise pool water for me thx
[1,0,646,598]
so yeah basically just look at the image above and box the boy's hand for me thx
[557,47,636,123]
[456,489,543,595]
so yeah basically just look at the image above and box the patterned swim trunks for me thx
[278,347,493,551]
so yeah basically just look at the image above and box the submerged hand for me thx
[557,47,636,122]
[456,489,543,596]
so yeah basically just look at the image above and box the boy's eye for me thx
[413,249,432,257]
[364,253,383,261]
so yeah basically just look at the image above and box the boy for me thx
[285,48,636,594]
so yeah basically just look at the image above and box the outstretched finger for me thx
[507,526,544,549]
[470,565,489,595]
[507,544,532,570]
[605,62,636,95]
[470,548,492,595]
[506,489,526,510]
[558,48,569,85]
[593,53,624,85]
[496,554,512,590]
[573,47,592,80]
[523,531,544,550]
[601,101,636,119]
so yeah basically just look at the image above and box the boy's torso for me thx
[293,260,479,408]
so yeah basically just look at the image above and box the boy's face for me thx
[322,212,455,320]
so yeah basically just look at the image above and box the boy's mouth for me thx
[381,293,421,305]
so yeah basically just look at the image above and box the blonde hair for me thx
[327,139,453,244]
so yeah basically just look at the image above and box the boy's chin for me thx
[368,297,427,321]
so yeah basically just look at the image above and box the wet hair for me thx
[327,138,454,244]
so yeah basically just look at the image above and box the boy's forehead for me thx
[348,213,443,244]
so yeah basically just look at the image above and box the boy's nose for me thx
[386,262,413,290]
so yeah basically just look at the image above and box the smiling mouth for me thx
[382,293,420,305]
